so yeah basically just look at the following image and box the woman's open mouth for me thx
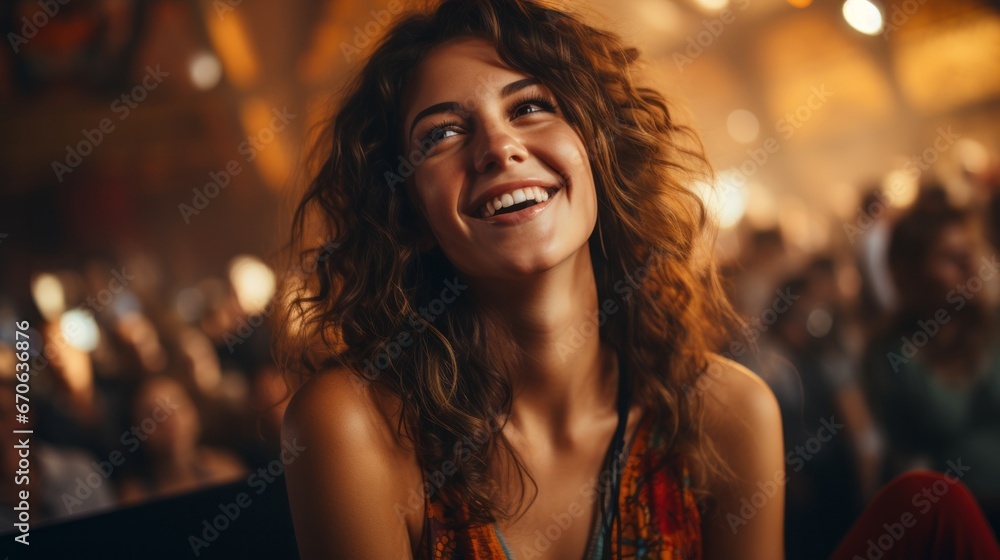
[476,185,562,219]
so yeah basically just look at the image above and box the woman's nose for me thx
[473,122,529,174]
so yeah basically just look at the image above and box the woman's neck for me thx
[468,246,619,447]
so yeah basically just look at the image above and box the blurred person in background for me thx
[977,162,1000,254]
[24,252,279,512]
[725,227,794,318]
[853,187,902,326]
[864,186,1000,532]
[750,258,880,560]
[117,375,246,504]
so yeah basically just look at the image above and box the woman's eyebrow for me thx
[500,77,540,97]
[408,77,542,140]
[409,102,463,139]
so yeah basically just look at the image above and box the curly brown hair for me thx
[275,0,746,529]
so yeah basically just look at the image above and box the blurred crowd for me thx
[726,159,1000,558]
[0,254,289,528]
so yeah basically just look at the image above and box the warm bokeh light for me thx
[203,8,259,87]
[956,138,991,175]
[240,96,294,191]
[189,51,223,90]
[692,0,729,11]
[842,0,884,36]
[59,309,100,352]
[744,182,779,229]
[806,308,834,338]
[786,0,812,7]
[881,169,919,209]
[696,170,748,229]
[31,273,66,322]
[891,14,1000,114]
[0,345,15,380]
[229,255,277,315]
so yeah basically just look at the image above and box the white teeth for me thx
[480,186,557,218]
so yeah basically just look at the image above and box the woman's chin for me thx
[474,245,591,280]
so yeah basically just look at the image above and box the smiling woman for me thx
[275,1,784,559]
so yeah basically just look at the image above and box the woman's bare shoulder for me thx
[699,353,781,433]
[697,353,786,560]
[285,368,419,446]
[698,353,783,473]
[282,368,424,559]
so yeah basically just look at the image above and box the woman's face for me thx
[133,377,200,454]
[401,37,598,280]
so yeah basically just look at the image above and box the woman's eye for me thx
[514,104,542,117]
[433,129,456,142]
[512,97,557,118]
[425,124,461,145]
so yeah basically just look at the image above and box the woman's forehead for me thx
[403,37,532,116]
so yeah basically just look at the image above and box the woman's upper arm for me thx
[282,372,416,560]
[700,355,786,560]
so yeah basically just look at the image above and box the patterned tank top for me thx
[416,410,703,559]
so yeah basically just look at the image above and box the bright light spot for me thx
[843,0,884,35]
[807,308,833,338]
[31,273,65,321]
[693,0,729,10]
[189,51,223,90]
[60,309,100,352]
[882,169,919,209]
[787,0,813,7]
[695,170,747,229]
[955,138,990,175]
[727,109,760,144]
[229,255,276,315]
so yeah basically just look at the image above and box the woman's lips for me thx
[472,185,562,225]
[478,185,561,218]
